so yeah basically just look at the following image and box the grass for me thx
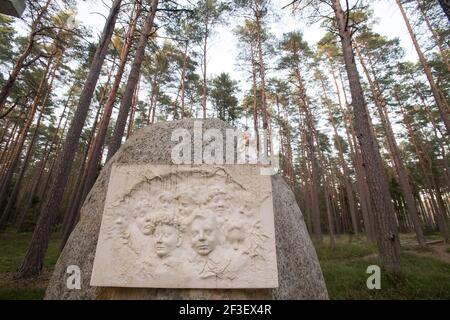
[0,230,449,299]
[315,235,450,299]
[0,229,61,300]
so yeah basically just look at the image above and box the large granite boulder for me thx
[45,119,328,299]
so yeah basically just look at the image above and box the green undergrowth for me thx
[0,231,449,299]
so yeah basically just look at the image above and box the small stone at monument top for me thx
[91,164,278,289]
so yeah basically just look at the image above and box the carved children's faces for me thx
[153,224,181,258]
[226,226,245,250]
[189,216,219,256]
[136,214,153,235]
[177,193,198,216]
[92,165,278,288]
[206,191,229,216]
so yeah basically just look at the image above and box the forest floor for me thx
[0,230,449,299]
[0,229,60,299]
[316,233,450,299]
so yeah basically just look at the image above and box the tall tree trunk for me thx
[0,124,21,184]
[299,111,322,241]
[438,0,450,21]
[16,94,71,231]
[315,134,336,246]
[60,99,105,250]
[324,173,336,247]
[0,121,18,174]
[396,0,450,137]
[127,76,140,139]
[77,4,140,226]
[16,0,123,278]
[33,105,72,221]
[254,1,269,154]
[201,17,209,119]
[355,46,427,247]
[329,167,343,236]
[296,69,322,240]
[412,80,449,145]
[319,74,359,236]
[60,70,113,244]
[332,0,401,271]
[250,47,260,152]
[151,83,159,124]
[0,102,45,229]
[334,67,375,241]
[397,96,449,242]
[0,52,61,229]
[107,0,159,161]
[147,79,159,125]
[415,0,450,73]
[0,120,12,149]
[181,41,189,118]
[0,56,54,211]
[0,0,52,112]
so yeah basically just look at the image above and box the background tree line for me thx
[0,0,448,277]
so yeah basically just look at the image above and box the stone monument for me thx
[45,119,328,299]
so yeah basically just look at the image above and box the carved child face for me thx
[207,192,229,216]
[227,226,245,251]
[136,214,153,236]
[177,193,197,216]
[189,216,219,256]
[154,224,181,258]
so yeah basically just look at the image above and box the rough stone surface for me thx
[45,119,328,300]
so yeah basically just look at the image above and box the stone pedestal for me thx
[45,119,328,299]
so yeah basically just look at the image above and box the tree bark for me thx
[332,0,401,271]
[397,95,449,243]
[334,68,375,241]
[299,111,322,240]
[107,0,159,161]
[415,0,450,74]
[0,102,45,229]
[0,121,18,176]
[254,0,270,157]
[60,97,105,250]
[127,76,140,139]
[16,0,123,278]
[319,74,359,236]
[396,0,450,137]
[355,46,426,247]
[0,53,60,229]
[250,47,260,152]
[181,41,189,118]
[438,0,450,21]
[0,0,52,113]
[16,93,71,231]
[0,55,54,212]
[77,4,141,228]
[201,14,209,120]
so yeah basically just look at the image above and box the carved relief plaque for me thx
[90,165,278,288]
